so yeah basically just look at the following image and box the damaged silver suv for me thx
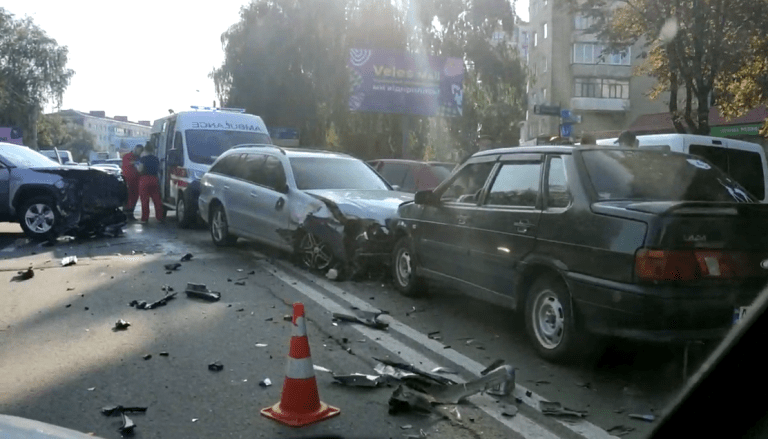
[198,145,412,275]
[0,143,127,240]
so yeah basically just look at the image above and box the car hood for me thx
[304,189,413,224]
[0,414,105,439]
[33,166,122,179]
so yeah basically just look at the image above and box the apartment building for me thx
[522,0,667,141]
[51,109,152,157]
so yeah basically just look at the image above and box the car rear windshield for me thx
[581,149,753,203]
[429,164,454,180]
[1,146,59,168]
[185,129,272,164]
[290,157,390,190]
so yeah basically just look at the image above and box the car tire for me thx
[391,236,426,296]
[210,204,237,247]
[19,196,60,241]
[177,193,194,229]
[296,231,335,272]
[525,275,584,363]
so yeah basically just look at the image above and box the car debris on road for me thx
[539,401,588,419]
[129,292,177,310]
[100,405,147,435]
[185,283,221,302]
[628,413,656,422]
[10,268,34,282]
[112,319,131,331]
[208,361,224,372]
[259,378,272,387]
[333,308,389,330]
[332,373,382,387]
[180,253,194,262]
[61,256,78,267]
[164,263,182,271]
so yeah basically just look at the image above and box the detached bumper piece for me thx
[185,283,221,302]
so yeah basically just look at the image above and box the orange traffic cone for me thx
[261,302,340,427]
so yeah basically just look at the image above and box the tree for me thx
[717,36,768,135]
[0,8,74,148]
[37,114,96,162]
[211,0,528,159]
[561,0,768,135]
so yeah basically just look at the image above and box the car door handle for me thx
[275,198,285,210]
[457,215,470,225]
[514,220,534,227]
[250,192,259,198]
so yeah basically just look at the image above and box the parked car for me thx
[390,145,768,362]
[0,143,127,240]
[368,159,455,193]
[199,145,412,275]
[39,149,75,164]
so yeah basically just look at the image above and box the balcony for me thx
[571,97,629,112]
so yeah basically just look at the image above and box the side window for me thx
[402,168,416,192]
[238,153,267,184]
[726,149,765,200]
[689,145,728,174]
[173,132,183,150]
[546,156,570,208]
[210,154,243,177]
[440,162,496,204]
[379,163,408,187]
[165,119,176,152]
[263,155,287,191]
[485,162,542,207]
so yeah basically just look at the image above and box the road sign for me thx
[560,109,582,124]
[534,104,561,116]
[560,123,573,137]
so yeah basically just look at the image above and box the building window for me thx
[574,78,630,99]
[573,43,631,65]
[543,23,548,39]
[534,32,538,47]
[575,13,596,30]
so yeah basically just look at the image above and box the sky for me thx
[4,0,529,124]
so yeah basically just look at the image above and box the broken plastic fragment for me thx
[259,378,272,387]
[100,405,147,416]
[119,413,135,434]
[332,373,381,387]
[628,413,655,422]
[332,311,388,330]
[61,256,78,267]
[501,405,518,417]
[388,384,436,415]
[164,263,182,271]
[480,359,505,376]
[159,352,169,356]
[130,293,177,310]
[143,354,152,360]
[313,365,332,373]
[11,268,34,282]
[255,343,268,347]
[429,365,516,403]
[180,253,194,262]
[431,367,458,375]
[400,425,413,430]
[208,361,224,372]
[326,269,338,280]
[607,425,635,436]
[540,401,588,419]
[185,283,221,302]
[234,280,246,286]
[374,358,456,385]
[87,387,96,391]
[113,319,131,331]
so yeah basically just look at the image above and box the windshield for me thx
[582,150,753,203]
[0,146,60,168]
[185,129,272,164]
[290,156,390,190]
[429,164,454,181]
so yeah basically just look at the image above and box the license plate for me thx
[733,306,750,324]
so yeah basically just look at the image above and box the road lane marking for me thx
[263,260,596,439]
[273,259,618,439]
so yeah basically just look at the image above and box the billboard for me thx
[348,49,464,117]
[0,126,23,145]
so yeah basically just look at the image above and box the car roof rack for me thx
[232,143,286,155]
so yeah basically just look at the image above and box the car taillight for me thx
[174,167,188,178]
[635,249,766,282]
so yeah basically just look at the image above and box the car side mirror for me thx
[414,190,437,205]
[392,185,401,191]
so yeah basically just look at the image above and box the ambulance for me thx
[151,107,271,227]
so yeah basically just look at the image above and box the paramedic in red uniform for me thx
[121,144,143,220]
[136,142,165,223]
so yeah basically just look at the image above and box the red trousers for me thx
[125,177,140,212]
[139,175,164,222]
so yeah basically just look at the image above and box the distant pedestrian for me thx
[121,144,143,220]
[617,130,638,147]
[136,142,164,223]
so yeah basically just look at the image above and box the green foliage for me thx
[211,0,527,159]
[560,0,768,135]
[37,114,95,162]
[0,8,74,148]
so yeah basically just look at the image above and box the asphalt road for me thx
[0,218,718,439]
